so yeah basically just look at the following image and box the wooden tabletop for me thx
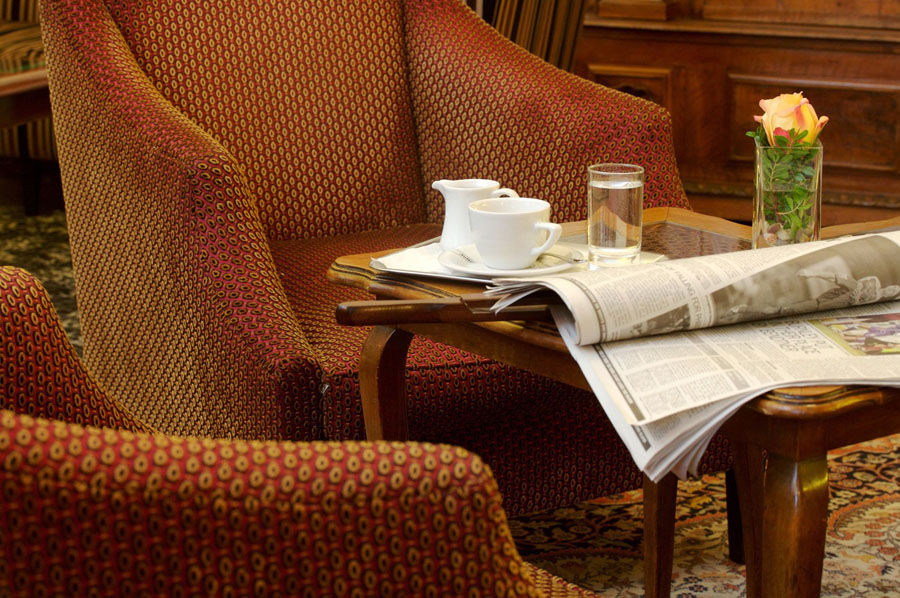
[328,207,900,420]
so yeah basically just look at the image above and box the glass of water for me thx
[587,163,644,267]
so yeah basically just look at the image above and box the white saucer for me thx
[437,244,581,278]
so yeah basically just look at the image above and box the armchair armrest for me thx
[0,267,146,431]
[405,0,688,223]
[0,411,544,596]
[40,0,324,441]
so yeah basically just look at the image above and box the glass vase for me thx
[752,140,823,249]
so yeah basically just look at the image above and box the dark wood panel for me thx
[584,64,673,108]
[701,0,900,29]
[572,14,900,223]
[594,0,678,21]
[728,74,900,173]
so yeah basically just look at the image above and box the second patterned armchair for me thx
[41,0,730,521]
[0,265,595,597]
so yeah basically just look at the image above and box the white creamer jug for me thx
[432,179,518,250]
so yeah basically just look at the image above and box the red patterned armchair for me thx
[0,266,596,597]
[41,0,730,517]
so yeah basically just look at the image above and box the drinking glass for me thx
[587,163,644,267]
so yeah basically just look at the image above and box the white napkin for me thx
[371,242,456,277]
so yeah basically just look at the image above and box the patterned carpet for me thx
[513,436,900,596]
[2,201,899,596]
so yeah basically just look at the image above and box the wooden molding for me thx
[582,15,900,43]
[701,0,900,31]
[727,72,900,175]
[593,0,680,21]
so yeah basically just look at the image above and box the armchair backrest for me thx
[45,0,688,242]
[97,0,427,240]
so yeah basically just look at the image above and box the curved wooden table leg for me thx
[359,325,413,441]
[730,439,767,597]
[643,473,677,598]
[762,452,829,598]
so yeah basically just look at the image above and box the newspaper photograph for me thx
[489,231,900,481]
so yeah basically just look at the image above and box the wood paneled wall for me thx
[574,0,900,225]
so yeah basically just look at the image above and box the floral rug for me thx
[511,434,900,596]
[0,202,80,353]
[4,201,899,596]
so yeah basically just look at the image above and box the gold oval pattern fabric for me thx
[104,0,427,242]
[0,267,146,431]
[0,412,552,596]
[404,0,689,224]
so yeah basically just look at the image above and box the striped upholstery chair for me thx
[0,266,596,597]
[42,0,733,523]
[0,0,55,161]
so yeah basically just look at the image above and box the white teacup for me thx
[468,197,562,270]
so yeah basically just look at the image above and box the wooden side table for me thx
[329,207,900,597]
[330,208,749,598]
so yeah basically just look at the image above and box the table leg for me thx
[359,325,413,441]
[643,473,677,598]
[725,468,745,564]
[761,452,829,598]
[730,440,766,597]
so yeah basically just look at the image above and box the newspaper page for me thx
[491,231,900,346]
[553,301,900,481]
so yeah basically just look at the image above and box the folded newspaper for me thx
[488,231,900,482]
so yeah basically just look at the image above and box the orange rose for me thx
[753,92,828,145]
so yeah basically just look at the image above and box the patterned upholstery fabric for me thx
[103,0,427,242]
[404,0,688,224]
[0,0,55,160]
[0,266,597,597]
[41,0,721,516]
[0,267,145,431]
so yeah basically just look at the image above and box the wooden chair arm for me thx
[335,294,557,325]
